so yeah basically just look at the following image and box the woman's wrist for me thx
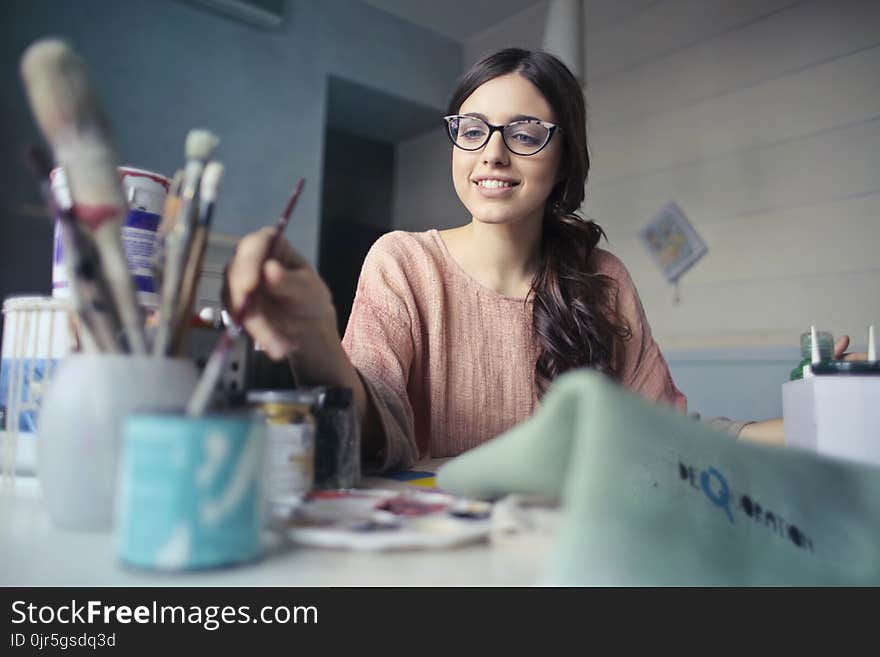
[737,418,784,445]
[288,319,349,385]
[287,333,382,461]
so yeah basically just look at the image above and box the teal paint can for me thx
[117,413,265,570]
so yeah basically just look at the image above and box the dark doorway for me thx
[319,129,393,337]
[319,76,439,337]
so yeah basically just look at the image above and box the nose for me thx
[481,129,510,167]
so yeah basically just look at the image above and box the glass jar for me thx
[790,330,834,380]
[248,390,316,509]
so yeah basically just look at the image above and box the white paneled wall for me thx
[392,0,879,352]
[585,0,880,348]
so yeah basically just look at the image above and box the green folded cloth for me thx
[437,370,880,585]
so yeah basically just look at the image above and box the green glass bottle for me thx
[790,330,834,380]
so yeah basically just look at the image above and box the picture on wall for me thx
[639,201,707,283]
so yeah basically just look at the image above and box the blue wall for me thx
[0,0,461,307]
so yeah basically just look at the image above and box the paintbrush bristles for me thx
[20,40,109,144]
[810,325,820,365]
[869,325,876,362]
[21,38,147,353]
[185,129,220,162]
[153,130,220,356]
[200,162,224,206]
[20,39,123,209]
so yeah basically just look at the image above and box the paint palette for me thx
[283,489,492,551]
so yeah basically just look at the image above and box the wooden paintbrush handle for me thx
[169,226,210,355]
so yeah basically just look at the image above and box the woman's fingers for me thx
[227,229,309,311]
[263,261,310,302]
[225,226,338,361]
[227,229,274,310]
[263,259,292,292]
[268,233,310,269]
[832,334,868,361]
[262,261,334,319]
[241,312,296,360]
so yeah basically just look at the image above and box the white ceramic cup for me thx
[36,355,198,532]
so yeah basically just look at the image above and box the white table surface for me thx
[0,474,552,587]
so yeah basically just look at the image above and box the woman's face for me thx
[452,72,562,228]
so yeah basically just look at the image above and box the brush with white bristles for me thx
[170,161,225,354]
[868,325,876,363]
[20,38,146,353]
[153,128,219,356]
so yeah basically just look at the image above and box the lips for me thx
[471,176,520,188]
[471,175,520,199]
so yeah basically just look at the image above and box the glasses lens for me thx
[503,121,550,155]
[450,116,489,149]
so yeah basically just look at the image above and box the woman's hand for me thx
[833,335,868,362]
[225,227,338,361]
[225,227,378,452]
[738,335,868,447]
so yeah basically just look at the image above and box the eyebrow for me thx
[462,112,546,123]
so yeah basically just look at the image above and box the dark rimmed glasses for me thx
[443,114,559,156]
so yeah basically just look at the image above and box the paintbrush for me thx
[153,129,219,356]
[157,169,184,238]
[152,168,183,292]
[186,178,305,417]
[169,161,225,355]
[20,38,147,354]
[23,145,123,353]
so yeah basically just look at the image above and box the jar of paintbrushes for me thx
[19,39,221,532]
[19,37,303,557]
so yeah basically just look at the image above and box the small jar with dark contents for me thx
[312,387,361,490]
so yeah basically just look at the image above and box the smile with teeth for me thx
[475,179,518,188]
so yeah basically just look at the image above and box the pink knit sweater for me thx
[342,229,686,472]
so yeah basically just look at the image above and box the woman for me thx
[227,48,689,472]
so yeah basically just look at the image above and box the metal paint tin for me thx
[248,390,316,509]
[51,166,170,309]
[118,413,265,570]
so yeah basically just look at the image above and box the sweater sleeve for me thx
[604,253,688,413]
[342,234,421,473]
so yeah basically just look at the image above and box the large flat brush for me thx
[20,38,147,353]
[25,145,122,353]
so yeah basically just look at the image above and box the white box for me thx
[782,376,880,466]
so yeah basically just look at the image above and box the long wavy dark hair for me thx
[446,48,631,396]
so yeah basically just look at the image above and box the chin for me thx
[472,213,518,225]
[469,201,540,227]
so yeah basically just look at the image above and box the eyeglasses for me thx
[443,115,559,156]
